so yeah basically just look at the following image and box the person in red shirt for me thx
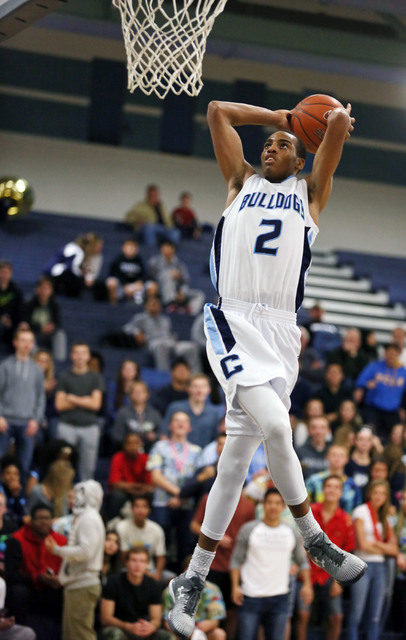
[5,504,67,637]
[171,192,202,239]
[297,475,355,640]
[190,490,255,639]
[105,432,153,520]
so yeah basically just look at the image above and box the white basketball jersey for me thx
[209,173,318,312]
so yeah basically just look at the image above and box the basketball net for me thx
[112,0,227,99]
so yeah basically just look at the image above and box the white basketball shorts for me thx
[204,297,301,436]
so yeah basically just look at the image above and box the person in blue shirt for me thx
[354,343,406,444]
[161,374,222,449]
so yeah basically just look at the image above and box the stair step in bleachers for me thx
[310,264,354,279]
[306,274,372,291]
[305,285,389,305]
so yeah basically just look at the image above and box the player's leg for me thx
[237,383,367,587]
[168,433,261,638]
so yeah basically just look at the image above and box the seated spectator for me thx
[347,479,398,639]
[383,423,406,505]
[112,381,162,453]
[179,434,227,508]
[36,438,79,483]
[100,546,172,640]
[148,412,202,571]
[22,276,67,362]
[345,426,382,492]
[362,329,380,363]
[106,238,153,306]
[198,419,226,467]
[171,191,202,239]
[298,325,324,387]
[44,480,105,640]
[292,398,325,450]
[105,433,153,521]
[391,488,406,635]
[296,415,331,480]
[116,494,167,584]
[0,327,45,482]
[354,343,406,444]
[305,475,356,640]
[150,358,190,416]
[163,555,227,640]
[0,261,23,353]
[32,349,59,440]
[161,374,221,449]
[43,232,102,298]
[305,444,362,514]
[81,234,104,293]
[124,184,180,248]
[0,491,18,574]
[0,575,36,639]
[55,341,104,481]
[26,459,74,518]
[330,399,362,443]
[190,312,224,407]
[391,326,406,367]
[0,456,27,525]
[312,363,352,424]
[148,240,205,315]
[106,359,141,426]
[102,530,123,585]
[5,504,66,638]
[327,327,370,387]
[304,303,341,360]
[113,296,201,372]
[190,489,256,640]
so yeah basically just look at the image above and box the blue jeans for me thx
[346,561,386,640]
[139,223,181,248]
[237,593,289,640]
[0,423,35,479]
[151,506,193,571]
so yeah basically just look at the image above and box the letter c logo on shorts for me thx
[220,354,243,380]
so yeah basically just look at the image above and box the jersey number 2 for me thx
[254,219,282,256]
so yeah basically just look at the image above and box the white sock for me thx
[185,545,216,581]
[294,510,322,546]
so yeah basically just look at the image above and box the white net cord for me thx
[112,0,228,99]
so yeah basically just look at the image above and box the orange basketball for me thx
[289,94,344,154]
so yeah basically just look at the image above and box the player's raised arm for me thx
[207,101,291,205]
[306,104,354,224]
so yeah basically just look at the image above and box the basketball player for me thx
[168,100,367,639]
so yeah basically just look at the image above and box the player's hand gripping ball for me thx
[289,94,344,154]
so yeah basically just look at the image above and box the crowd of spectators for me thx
[2,190,406,639]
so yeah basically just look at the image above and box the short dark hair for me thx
[126,545,149,561]
[131,493,152,509]
[31,504,53,519]
[264,487,282,501]
[385,342,401,353]
[279,129,307,161]
[322,474,343,488]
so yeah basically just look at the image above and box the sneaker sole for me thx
[336,562,368,588]
[167,580,190,640]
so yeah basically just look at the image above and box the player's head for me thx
[261,130,306,183]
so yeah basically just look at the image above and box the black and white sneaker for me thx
[305,531,367,587]
[168,572,205,639]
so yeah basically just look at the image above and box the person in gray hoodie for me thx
[44,480,106,640]
[0,328,45,480]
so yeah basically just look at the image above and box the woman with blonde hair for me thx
[26,459,75,518]
[346,479,398,639]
